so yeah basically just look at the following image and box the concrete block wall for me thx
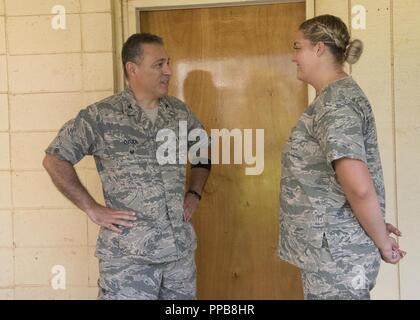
[0,0,114,300]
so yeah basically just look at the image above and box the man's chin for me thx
[296,71,304,82]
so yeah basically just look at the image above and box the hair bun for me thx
[345,39,363,64]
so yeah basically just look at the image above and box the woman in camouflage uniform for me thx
[278,14,406,300]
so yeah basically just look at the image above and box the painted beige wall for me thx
[313,0,420,300]
[393,0,420,300]
[0,0,418,300]
[349,0,399,300]
[0,0,113,300]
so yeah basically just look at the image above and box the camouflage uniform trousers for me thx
[97,252,196,300]
[300,234,381,300]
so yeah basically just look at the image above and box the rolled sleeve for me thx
[315,104,367,167]
[45,109,99,165]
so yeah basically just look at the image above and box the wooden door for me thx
[140,2,307,299]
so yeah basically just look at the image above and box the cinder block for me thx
[86,286,99,299]
[0,171,11,208]
[0,289,14,300]
[15,286,96,300]
[0,94,8,131]
[82,13,112,52]
[83,53,114,91]
[0,16,6,54]
[8,54,82,93]
[12,171,74,208]
[87,218,99,247]
[7,15,81,55]
[10,92,82,131]
[0,248,13,287]
[14,247,89,286]
[75,156,97,170]
[81,0,111,13]
[11,132,56,170]
[0,55,7,92]
[0,132,9,170]
[82,90,113,106]
[5,0,80,16]
[14,209,87,247]
[88,246,99,287]
[84,169,105,205]
[0,210,12,247]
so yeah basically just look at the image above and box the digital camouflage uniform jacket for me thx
[278,76,385,272]
[46,88,205,263]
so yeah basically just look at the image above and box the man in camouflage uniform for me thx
[43,33,211,300]
[278,76,402,299]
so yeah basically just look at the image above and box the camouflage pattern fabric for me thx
[97,252,196,300]
[278,76,384,297]
[300,233,380,300]
[46,87,204,264]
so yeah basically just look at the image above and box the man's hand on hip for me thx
[86,204,137,234]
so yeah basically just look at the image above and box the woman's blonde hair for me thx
[299,14,363,65]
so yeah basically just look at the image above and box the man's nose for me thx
[163,63,172,75]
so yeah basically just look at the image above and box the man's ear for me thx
[125,61,137,78]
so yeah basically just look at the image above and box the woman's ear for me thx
[316,42,326,56]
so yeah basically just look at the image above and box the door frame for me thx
[114,0,314,96]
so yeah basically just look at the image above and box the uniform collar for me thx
[121,87,177,131]
[121,87,140,116]
[121,87,172,116]
[155,96,176,130]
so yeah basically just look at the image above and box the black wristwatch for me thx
[187,190,202,201]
